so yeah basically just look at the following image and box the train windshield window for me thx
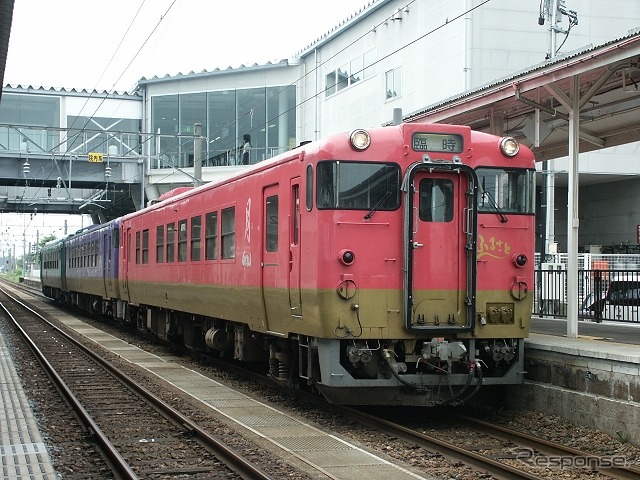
[316,161,400,210]
[476,168,535,214]
[419,178,454,222]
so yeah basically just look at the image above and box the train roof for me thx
[121,123,533,221]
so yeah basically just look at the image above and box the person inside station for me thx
[241,133,251,165]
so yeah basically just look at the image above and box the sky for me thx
[2,0,369,260]
[5,0,371,92]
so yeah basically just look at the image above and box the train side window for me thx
[265,195,278,252]
[166,223,175,263]
[306,164,313,211]
[221,207,235,260]
[292,186,299,246]
[127,232,131,266]
[112,226,119,248]
[191,215,201,261]
[142,229,149,264]
[419,178,454,222]
[156,225,164,263]
[135,231,141,264]
[205,212,218,260]
[178,219,187,262]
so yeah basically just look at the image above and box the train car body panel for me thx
[65,220,120,301]
[51,123,535,406]
[41,219,120,315]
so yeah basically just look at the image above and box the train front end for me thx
[307,123,535,406]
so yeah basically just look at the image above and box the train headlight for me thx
[339,249,355,265]
[512,253,528,267]
[500,137,519,157]
[350,129,371,151]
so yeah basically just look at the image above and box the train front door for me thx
[403,162,477,332]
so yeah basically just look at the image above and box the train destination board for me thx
[412,133,463,153]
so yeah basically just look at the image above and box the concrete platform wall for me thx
[507,343,640,446]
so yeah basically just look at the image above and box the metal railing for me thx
[0,124,143,157]
[0,124,290,171]
[534,267,640,322]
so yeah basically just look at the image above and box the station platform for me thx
[0,334,57,479]
[531,315,640,345]
[521,317,640,446]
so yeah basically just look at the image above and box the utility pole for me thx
[539,0,578,60]
[538,0,578,259]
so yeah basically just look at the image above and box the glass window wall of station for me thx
[0,94,60,153]
[66,117,141,157]
[151,85,296,169]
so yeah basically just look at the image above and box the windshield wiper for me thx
[482,189,508,223]
[364,191,392,219]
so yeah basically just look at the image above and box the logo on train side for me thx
[245,197,251,244]
[477,234,511,259]
[242,198,252,267]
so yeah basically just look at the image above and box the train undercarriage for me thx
[127,302,525,406]
[46,289,525,406]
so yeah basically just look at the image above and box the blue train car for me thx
[41,219,120,316]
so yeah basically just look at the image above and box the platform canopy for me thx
[401,31,640,339]
[402,31,640,163]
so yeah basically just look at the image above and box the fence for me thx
[533,253,640,322]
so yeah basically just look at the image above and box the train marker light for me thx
[500,137,520,157]
[512,253,528,267]
[339,249,355,265]
[350,129,371,150]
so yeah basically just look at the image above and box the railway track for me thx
[172,343,640,480]
[6,278,639,480]
[330,405,640,480]
[451,414,640,480]
[0,285,275,480]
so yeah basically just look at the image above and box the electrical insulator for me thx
[105,165,112,178]
[23,161,30,175]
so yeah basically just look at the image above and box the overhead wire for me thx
[23,0,176,206]
[21,0,495,212]
[204,0,493,157]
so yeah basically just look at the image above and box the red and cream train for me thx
[41,122,535,406]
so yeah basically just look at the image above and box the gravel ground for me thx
[0,311,315,479]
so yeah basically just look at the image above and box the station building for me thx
[2,0,640,252]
